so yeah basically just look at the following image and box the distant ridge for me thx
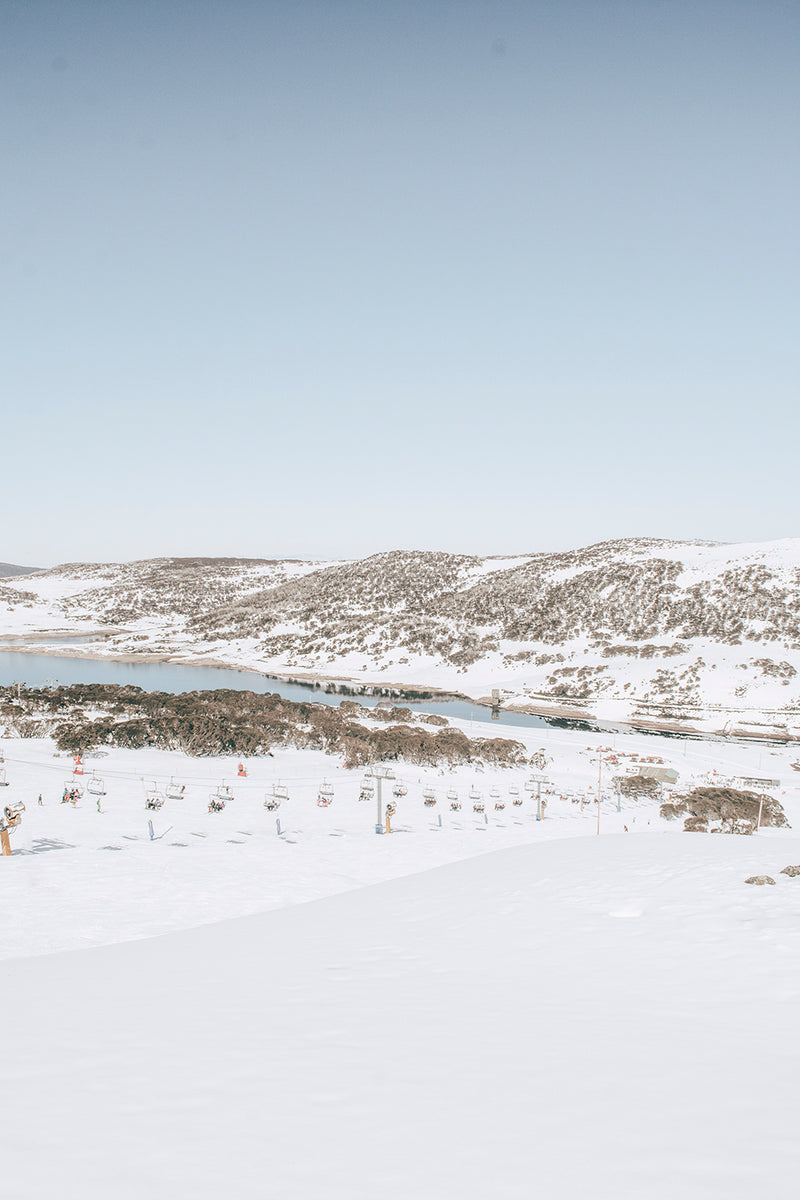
[0,562,38,579]
[3,538,800,729]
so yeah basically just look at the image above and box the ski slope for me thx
[3,834,800,1198]
[1,723,800,1196]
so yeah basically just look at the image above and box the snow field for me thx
[1,718,799,962]
[3,832,800,1198]
[2,717,800,1197]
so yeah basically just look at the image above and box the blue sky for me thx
[2,0,798,564]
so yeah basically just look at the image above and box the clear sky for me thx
[2,0,798,565]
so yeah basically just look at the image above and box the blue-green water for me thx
[0,650,553,732]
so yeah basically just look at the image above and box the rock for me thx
[744,875,776,886]
[780,865,800,877]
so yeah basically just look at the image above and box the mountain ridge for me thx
[2,537,800,735]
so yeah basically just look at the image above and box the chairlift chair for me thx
[358,777,375,802]
[145,781,165,811]
[491,788,505,811]
[213,783,234,803]
[166,778,186,800]
[470,787,484,813]
[264,782,287,811]
[62,780,83,804]
[208,797,226,813]
[392,781,408,798]
[87,774,106,797]
[0,767,8,788]
[317,780,334,808]
[423,787,437,808]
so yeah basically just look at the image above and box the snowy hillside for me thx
[3,539,800,734]
[2,716,800,1198]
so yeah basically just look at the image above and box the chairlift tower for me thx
[366,764,395,833]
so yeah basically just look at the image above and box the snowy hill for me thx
[2,718,800,1197]
[3,539,800,734]
[4,831,800,1198]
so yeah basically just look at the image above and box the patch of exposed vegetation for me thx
[616,774,662,798]
[0,685,526,769]
[660,786,788,833]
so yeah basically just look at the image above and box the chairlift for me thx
[264,781,287,812]
[237,762,248,778]
[317,780,334,808]
[73,754,84,776]
[208,797,226,813]
[0,767,8,788]
[392,781,408,798]
[491,788,505,811]
[423,787,437,808]
[470,787,484,813]
[87,774,106,797]
[449,800,461,811]
[211,782,234,805]
[166,778,186,800]
[62,780,83,804]
[145,781,165,811]
[358,777,375,802]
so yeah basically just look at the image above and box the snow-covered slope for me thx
[2,717,800,1197]
[3,539,800,731]
[3,832,800,1199]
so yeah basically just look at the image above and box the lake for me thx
[0,649,555,732]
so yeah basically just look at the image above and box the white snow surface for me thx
[2,718,800,1197]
